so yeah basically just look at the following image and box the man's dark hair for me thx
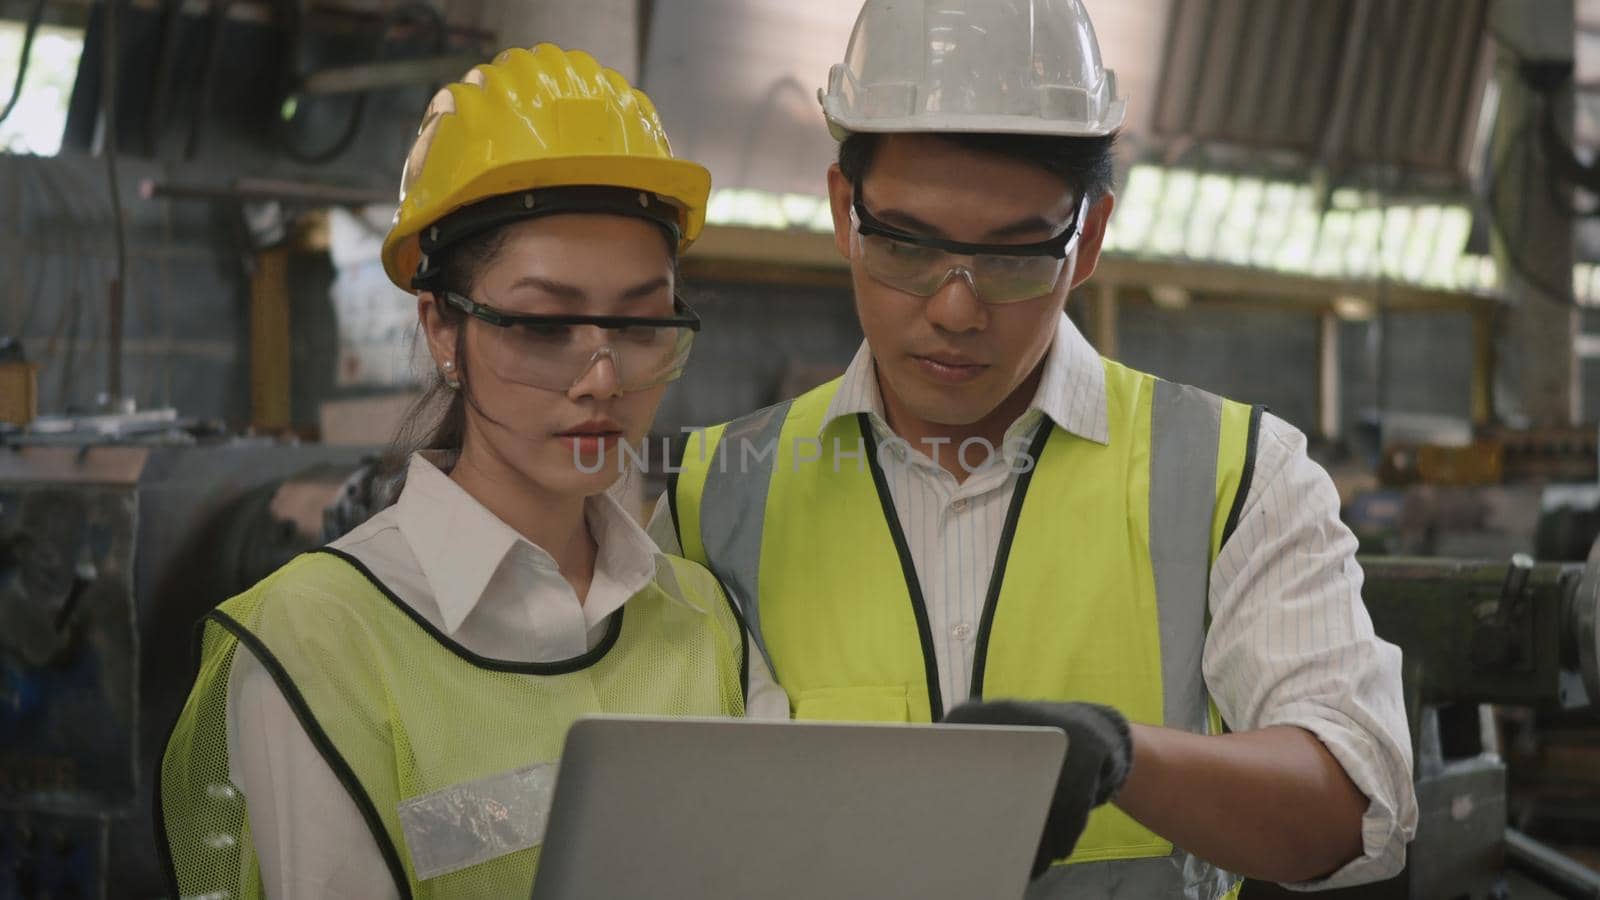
[837,131,1118,200]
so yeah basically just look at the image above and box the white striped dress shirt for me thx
[650,312,1418,890]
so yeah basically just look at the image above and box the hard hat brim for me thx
[383,155,711,291]
[821,99,1127,142]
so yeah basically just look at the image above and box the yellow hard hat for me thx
[382,44,711,290]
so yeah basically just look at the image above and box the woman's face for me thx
[421,213,679,500]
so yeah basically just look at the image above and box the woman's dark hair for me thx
[837,131,1119,201]
[381,226,512,488]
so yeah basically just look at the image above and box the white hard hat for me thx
[819,0,1126,141]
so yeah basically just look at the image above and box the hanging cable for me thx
[0,0,48,127]
[184,0,234,159]
[1536,87,1600,217]
[1470,28,1583,306]
[276,2,446,165]
[1485,115,1581,307]
[102,0,130,400]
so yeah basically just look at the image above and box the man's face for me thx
[827,134,1113,428]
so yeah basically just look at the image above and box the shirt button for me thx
[951,497,969,512]
[952,623,973,642]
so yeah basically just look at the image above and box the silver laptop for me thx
[530,715,1066,900]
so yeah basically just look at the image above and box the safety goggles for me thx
[444,292,701,393]
[850,186,1089,304]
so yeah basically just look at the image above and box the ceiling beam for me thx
[687,224,1500,314]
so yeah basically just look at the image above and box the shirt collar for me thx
[587,484,684,614]
[821,312,1110,446]
[395,453,682,636]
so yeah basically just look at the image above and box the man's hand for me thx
[943,700,1133,876]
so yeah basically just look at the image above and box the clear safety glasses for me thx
[444,292,701,392]
[850,185,1089,304]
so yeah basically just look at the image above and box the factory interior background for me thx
[3,0,1600,897]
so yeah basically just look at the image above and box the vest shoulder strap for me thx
[1217,404,1266,551]
[655,553,750,698]
[670,379,844,675]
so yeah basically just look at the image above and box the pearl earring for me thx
[441,360,460,389]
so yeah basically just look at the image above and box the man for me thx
[649,1,1417,896]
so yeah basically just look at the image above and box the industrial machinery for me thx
[3,430,1598,897]
[1247,546,1600,899]
[0,442,376,899]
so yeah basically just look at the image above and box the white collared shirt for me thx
[648,313,1418,890]
[225,454,784,899]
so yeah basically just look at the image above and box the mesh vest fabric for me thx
[158,549,745,899]
[670,360,1258,900]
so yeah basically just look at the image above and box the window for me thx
[0,21,84,156]
[1103,165,1501,294]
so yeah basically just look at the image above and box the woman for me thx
[158,45,778,899]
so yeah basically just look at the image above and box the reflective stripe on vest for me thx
[673,359,1257,900]
[158,551,745,900]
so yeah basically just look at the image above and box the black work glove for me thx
[942,700,1133,878]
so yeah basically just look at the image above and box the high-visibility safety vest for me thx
[158,549,746,900]
[671,360,1260,899]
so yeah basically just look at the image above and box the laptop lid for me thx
[530,715,1065,900]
